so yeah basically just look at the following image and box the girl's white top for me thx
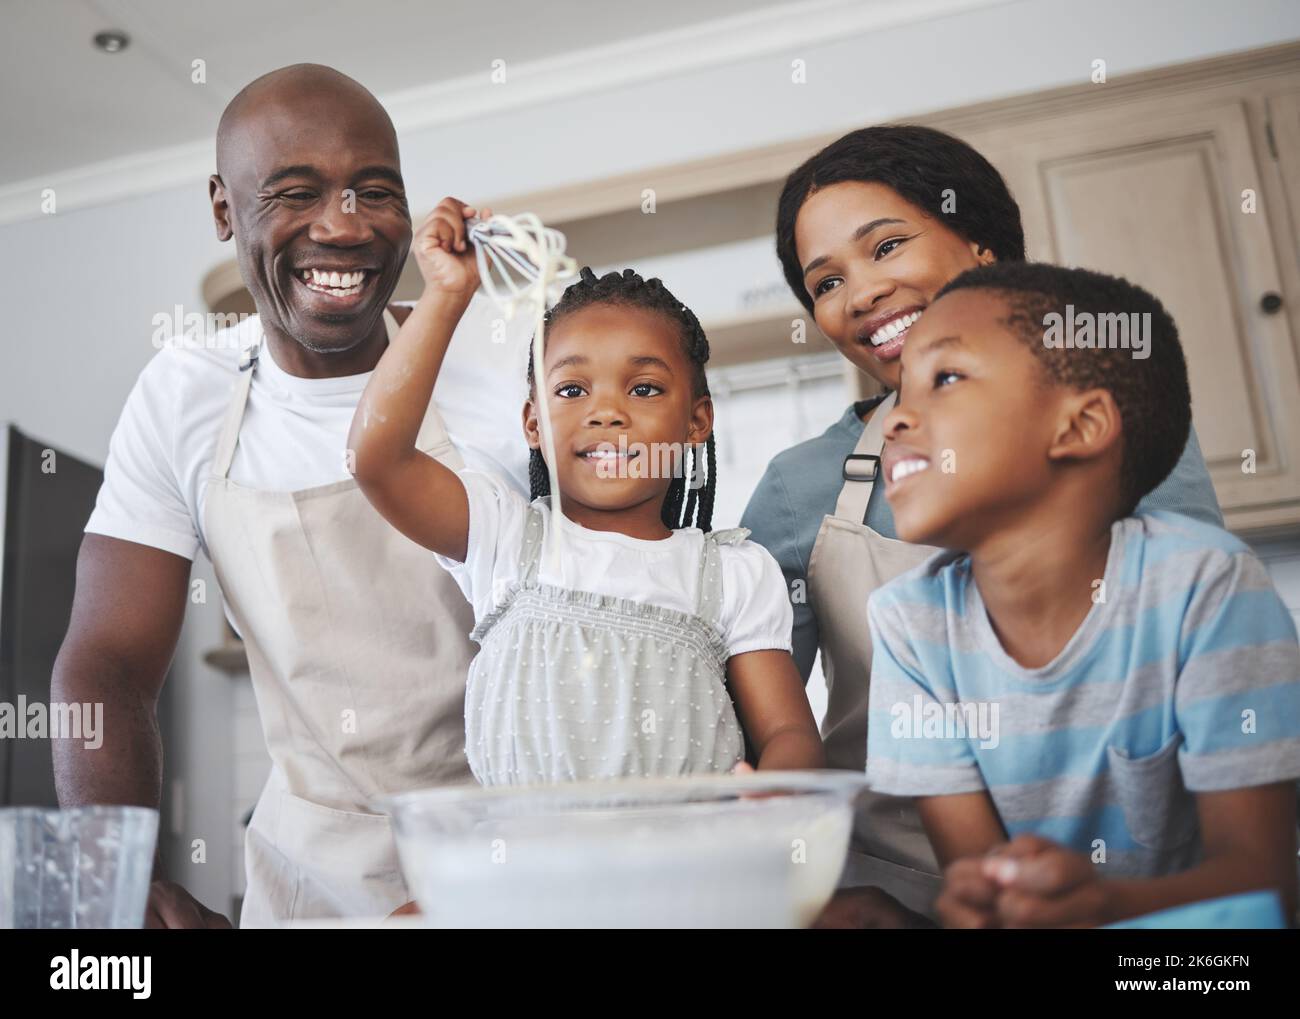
[437,470,794,657]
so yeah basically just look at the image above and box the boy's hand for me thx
[935,856,1003,928]
[984,833,1113,928]
[412,196,489,298]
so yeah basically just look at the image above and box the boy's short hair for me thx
[936,262,1191,516]
[776,125,1027,313]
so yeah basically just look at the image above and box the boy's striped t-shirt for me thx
[865,511,1300,877]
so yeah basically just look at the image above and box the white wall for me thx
[1,0,1295,916]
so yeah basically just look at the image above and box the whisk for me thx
[467,212,578,571]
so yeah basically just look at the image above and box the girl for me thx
[349,197,824,785]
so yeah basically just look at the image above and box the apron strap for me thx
[832,391,897,526]
[695,526,752,627]
[212,308,464,480]
[212,329,261,480]
[695,535,725,627]
[517,503,547,585]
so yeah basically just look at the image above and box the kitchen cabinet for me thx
[965,67,1300,534]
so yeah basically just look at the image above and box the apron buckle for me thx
[842,453,880,482]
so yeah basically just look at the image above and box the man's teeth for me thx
[890,458,929,484]
[300,268,368,295]
[869,310,922,347]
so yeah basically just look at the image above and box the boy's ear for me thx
[521,399,541,449]
[688,395,714,445]
[1047,388,1122,464]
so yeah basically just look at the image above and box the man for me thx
[51,64,530,927]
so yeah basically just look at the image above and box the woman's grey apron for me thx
[806,391,944,917]
[203,310,477,926]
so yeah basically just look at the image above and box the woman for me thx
[742,125,1222,926]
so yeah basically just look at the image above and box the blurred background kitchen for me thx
[1,0,1298,921]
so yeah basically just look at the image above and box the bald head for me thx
[208,63,412,366]
[216,64,396,179]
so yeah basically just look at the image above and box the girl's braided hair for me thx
[526,267,717,532]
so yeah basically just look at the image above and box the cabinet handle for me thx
[1260,292,1283,314]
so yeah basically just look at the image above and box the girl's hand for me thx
[412,196,490,298]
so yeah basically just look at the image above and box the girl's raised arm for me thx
[348,197,489,562]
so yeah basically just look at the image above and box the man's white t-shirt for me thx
[85,295,532,562]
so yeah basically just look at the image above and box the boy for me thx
[865,262,1300,927]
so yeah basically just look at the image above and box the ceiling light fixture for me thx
[92,30,130,54]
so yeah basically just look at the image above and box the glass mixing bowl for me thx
[377,771,867,928]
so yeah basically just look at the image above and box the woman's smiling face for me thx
[794,180,995,392]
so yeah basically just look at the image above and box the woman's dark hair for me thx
[526,266,717,532]
[776,124,1027,312]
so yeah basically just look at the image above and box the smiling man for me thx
[51,65,531,928]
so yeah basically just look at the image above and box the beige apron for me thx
[203,310,477,927]
[807,391,944,918]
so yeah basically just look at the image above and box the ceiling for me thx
[0,0,802,187]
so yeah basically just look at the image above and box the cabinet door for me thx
[989,98,1300,533]
[1266,87,1300,368]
